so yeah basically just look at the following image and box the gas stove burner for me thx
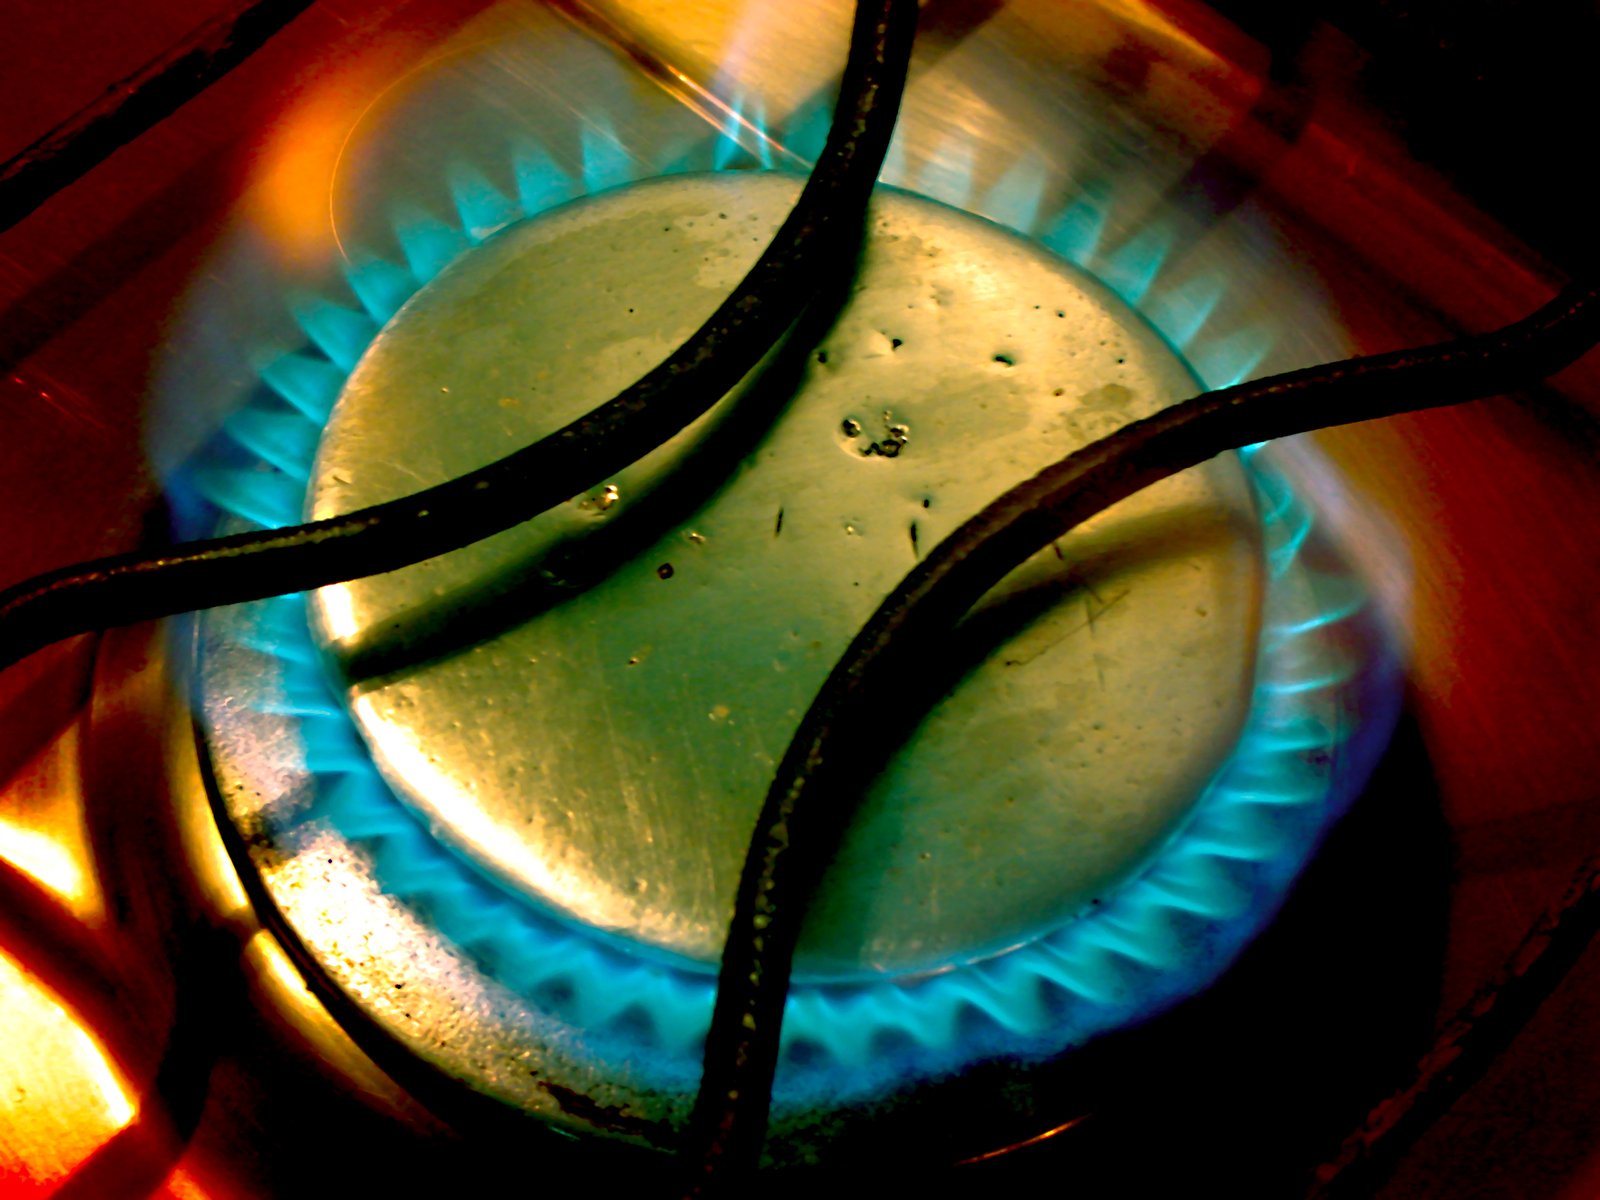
[186,158,1397,1160]
[309,170,1263,978]
[13,0,1600,1191]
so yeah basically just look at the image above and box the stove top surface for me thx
[5,1,1600,1196]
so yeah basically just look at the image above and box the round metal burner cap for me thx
[305,171,1261,980]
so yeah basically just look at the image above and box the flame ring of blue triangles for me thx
[192,124,1378,1107]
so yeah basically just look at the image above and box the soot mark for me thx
[774,507,785,537]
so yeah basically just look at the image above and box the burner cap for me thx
[304,171,1261,979]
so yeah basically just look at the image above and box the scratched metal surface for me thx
[1,0,1600,1195]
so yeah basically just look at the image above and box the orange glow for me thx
[0,721,102,926]
[954,1113,1090,1164]
[162,1168,216,1200]
[249,62,396,264]
[0,949,135,1186]
[0,820,87,912]
[1103,0,1218,61]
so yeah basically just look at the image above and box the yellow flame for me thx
[64,1023,135,1129]
[0,949,136,1178]
[163,1168,215,1200]
[0,719,100,921]
[0,818,87,909]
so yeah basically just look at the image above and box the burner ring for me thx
[185,169,1399,1158]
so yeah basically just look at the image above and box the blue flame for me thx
[342,254,416,324]
[446,164,522,243]
[711,93,775,171]
[291,297,377,372]
[221,408,319,480]
[392,205,471,285]
[979,154,1050,236]
[259,353,344,422]
[190,464,299,528]
[511,142,578,216]
[1190,328,1272,390]
[1039,187,1109,268]
[1145,273,1226,352]
[1099,224,1176,307]
[186,86,1395,1109]
[580,116,637,194]
[780,93,833,165]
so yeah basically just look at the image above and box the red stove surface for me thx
[4,2,1600,1196]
